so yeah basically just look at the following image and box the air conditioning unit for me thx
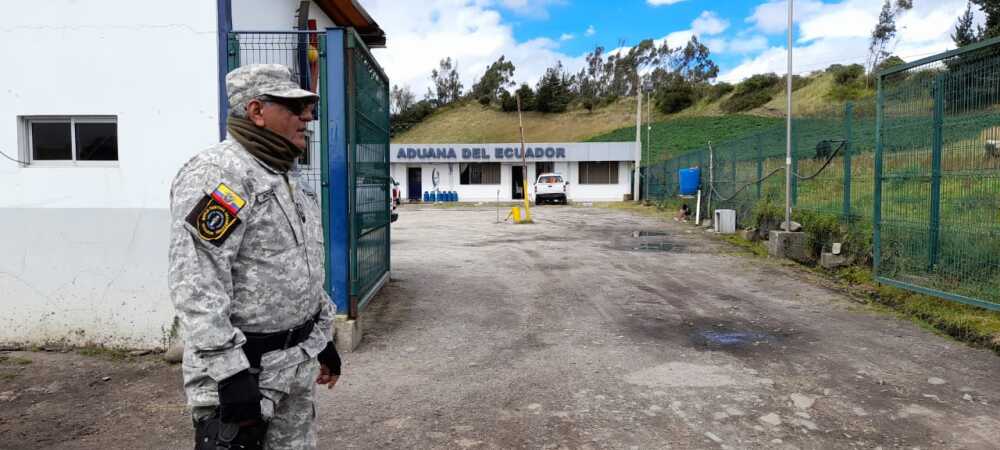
[714,209,736,234]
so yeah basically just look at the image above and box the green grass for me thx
[0,356,32,365]
[718,231,1000,354]
[588,115,782,162]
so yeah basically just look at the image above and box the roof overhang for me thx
[315,0,386,48]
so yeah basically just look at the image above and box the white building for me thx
[0,0,386,349]
[390,142,636,202]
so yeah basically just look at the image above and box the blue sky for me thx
[367,0,980,94]
[505,1,759,66]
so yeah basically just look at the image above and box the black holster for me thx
[194,411,268,450]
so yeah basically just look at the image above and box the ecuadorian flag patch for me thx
[211,183,246,215]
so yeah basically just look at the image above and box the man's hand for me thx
[316,341,341,390]
[316,364,339,389]
[217,369,263,424]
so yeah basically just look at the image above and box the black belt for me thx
[241,313,318,368]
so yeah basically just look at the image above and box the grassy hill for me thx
[587,115,781,162]
[391,96,666,144]
[392,70,868,162]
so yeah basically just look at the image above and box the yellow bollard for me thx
[511,206,522,223]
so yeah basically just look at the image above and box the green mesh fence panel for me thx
[346,31,391,310]
[876,38,1000,311]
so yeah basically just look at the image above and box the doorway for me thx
[512,165,525,200]
[407,167,422,202]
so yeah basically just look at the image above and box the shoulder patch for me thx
[210,183,246,215]
[185,195,241,246]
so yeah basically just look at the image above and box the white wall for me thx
[391,162,634,202]
[0,0,220,210]
[0,1,220,348]
[567,162,634,202]
[232,0,336,30]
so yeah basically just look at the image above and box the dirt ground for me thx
[2,204,999,449]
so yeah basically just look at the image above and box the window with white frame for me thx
[21,116,118,164]
[579,161,619,184]
[459,163,500,185]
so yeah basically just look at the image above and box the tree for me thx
[390,84,416,115]
[866,0,913,77]
[430,57,463,105]
[673,36,719,84]
[972,0,1000,39]
[953,2,980,47]
[470,56,516,105]
[535,62,574,113]
[514,83,535,111]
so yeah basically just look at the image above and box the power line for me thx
[0,148,28,165]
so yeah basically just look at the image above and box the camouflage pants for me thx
[193,354,320,450]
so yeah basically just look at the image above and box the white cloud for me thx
[647,0,688,6]
[692,11,730,36]
[365,0,585,96]
[497,0,567,20]
[559,33,575,41]
[585,25,596,36]
[722,0,979,82]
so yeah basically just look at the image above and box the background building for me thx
[390,142,636,202]
[0,0,386,349]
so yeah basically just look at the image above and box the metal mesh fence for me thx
[227,32,325,197]
[646,101,875,251]
[876,38,1000,310]
[646,38,1000,311]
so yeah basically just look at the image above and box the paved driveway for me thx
[318,205,1000,449]
[2,205,997,449]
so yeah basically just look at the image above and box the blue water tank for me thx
[679,167,701,195]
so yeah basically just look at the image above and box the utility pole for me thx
[516,94,532,223]
[784,0,794,230]
[634,77,642,202]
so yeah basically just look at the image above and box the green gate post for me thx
[791,122,798,206]
[226,34,239,71]
[731,156,737,203]
[873,77,884,276]
[755,143,763,199]
[929,76,944,269]
[843,102,853,220]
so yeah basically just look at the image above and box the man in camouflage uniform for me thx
[169,64,341,450]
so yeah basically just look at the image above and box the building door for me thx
[407,167,422,201]
[512,165,525,199]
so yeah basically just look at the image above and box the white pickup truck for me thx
[533,173,568,204]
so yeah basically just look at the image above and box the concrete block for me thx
[768,231,815,264]
[163,341,184,364]
[820,251,851,269]
[335,316,362,352]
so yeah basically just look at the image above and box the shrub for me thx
[704,82,734,101]
[654,75,698,114]
[720,73,781,113]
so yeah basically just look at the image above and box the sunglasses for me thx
[262,96,316,116]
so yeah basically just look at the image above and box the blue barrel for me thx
[679,167,701,195]
[423,191,430,202]
[453,191,459,202]
[449,191,457,201]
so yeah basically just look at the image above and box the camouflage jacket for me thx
[168,138,334,406]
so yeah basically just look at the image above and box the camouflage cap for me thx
[226,64,318,112]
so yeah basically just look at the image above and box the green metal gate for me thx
[875,37,1000,311]
[341,29,391,317]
